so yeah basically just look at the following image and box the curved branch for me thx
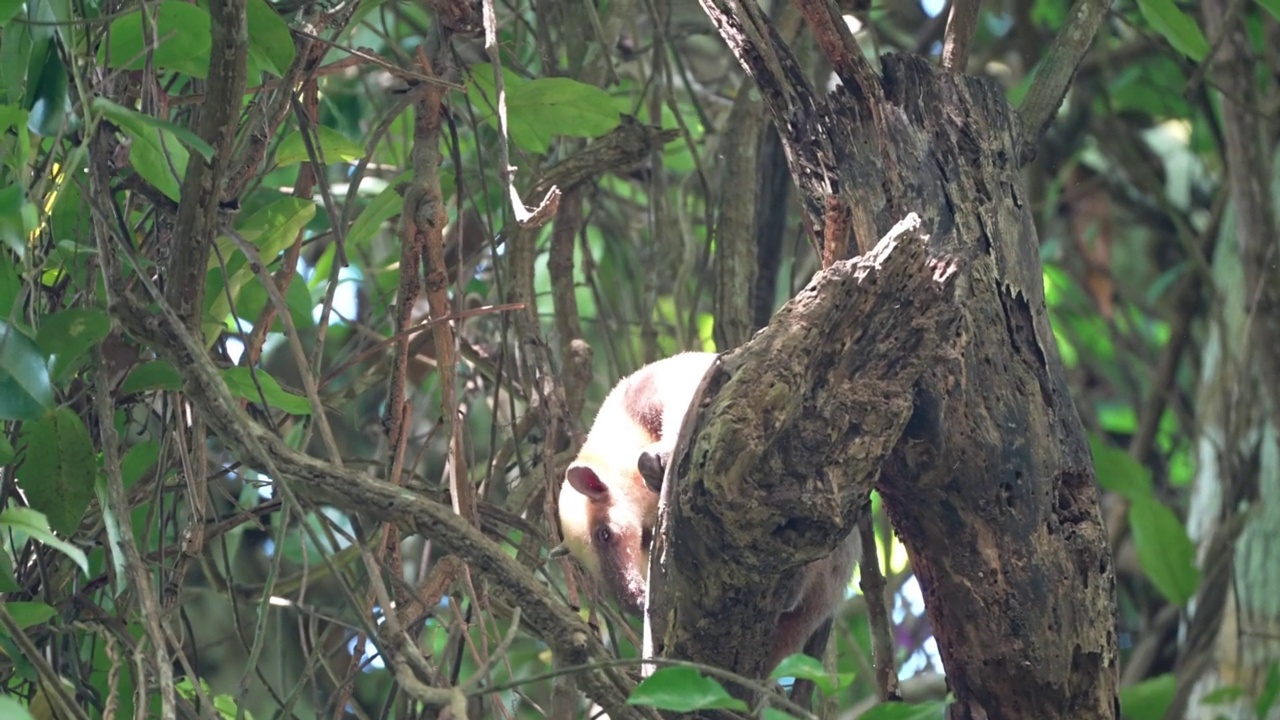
[1016,0,1112,162]
[103,283,655,720]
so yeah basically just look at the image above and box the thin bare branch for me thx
[1016,0,1112,162]
[941,0,982,71]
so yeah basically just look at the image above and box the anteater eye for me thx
[595,526,612,544]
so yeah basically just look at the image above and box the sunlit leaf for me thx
[467,63,621,153]
[771,653,841,696]
[627,666,748,713]
[0,507,89,574]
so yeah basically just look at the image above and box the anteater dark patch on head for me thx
[624,371,665,440]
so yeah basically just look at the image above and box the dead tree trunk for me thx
[645,2,1120,718]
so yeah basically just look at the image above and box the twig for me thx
[940,0,982,71]
[1016,0,1112,161]
[858,514,901,701]
[481,0,561,226]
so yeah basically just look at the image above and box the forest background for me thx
[0,0,1275,718]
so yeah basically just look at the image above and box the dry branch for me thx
[100,280,656,719]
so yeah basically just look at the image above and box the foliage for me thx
[0,0,1273,717]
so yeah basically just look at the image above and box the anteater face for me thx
[559,457,656,616]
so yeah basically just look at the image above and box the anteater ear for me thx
[566,465,609,501]
[637,451,666,493]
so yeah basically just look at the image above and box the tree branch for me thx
[1016,0,1112,162]
[941,0,982,71]
[101,277,655,720]
[166,0,247,328]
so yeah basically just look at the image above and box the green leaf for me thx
[761,709,803,720]
[346,172,408,249]
[1129,498,1200,605]
[627,667,749,713]
[111,106,191,200]
[467,63,620,153]
[2,601,57,629]
[221,366,313,415]
[205,196,316,340]
[244,0,294,77]
[19,407,96,536]
[0,696,34,720]
[36,308,112,382]
[275,126,365,166]
[0,182,37,257]
[1119,673,1175,720]
[120,440,160,488]
[0,507,89,574]
[25,36,68,136]
[1198,685,1244,706]
[1258,661,1280,718]
[102,1,212,78]
[860,700,950,720]
[0,320,54,421]
[177,677,252,720]
[93,97,214,161]
[234,273,314,331]
[120,360,183,394]
[0,550,20,592]
[93,474,128,597]
[0,432,13,464]
[0,0,26,27]
[0,248,19,317]
[1089,435,1153,502]
[1259,0,1280,23]
[0,105,33,167]
[771,653,840,696]
[1136,0,1209,61]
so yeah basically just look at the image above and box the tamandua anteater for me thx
[557,351,860,674]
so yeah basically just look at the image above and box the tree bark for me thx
[645,2,1120,717]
